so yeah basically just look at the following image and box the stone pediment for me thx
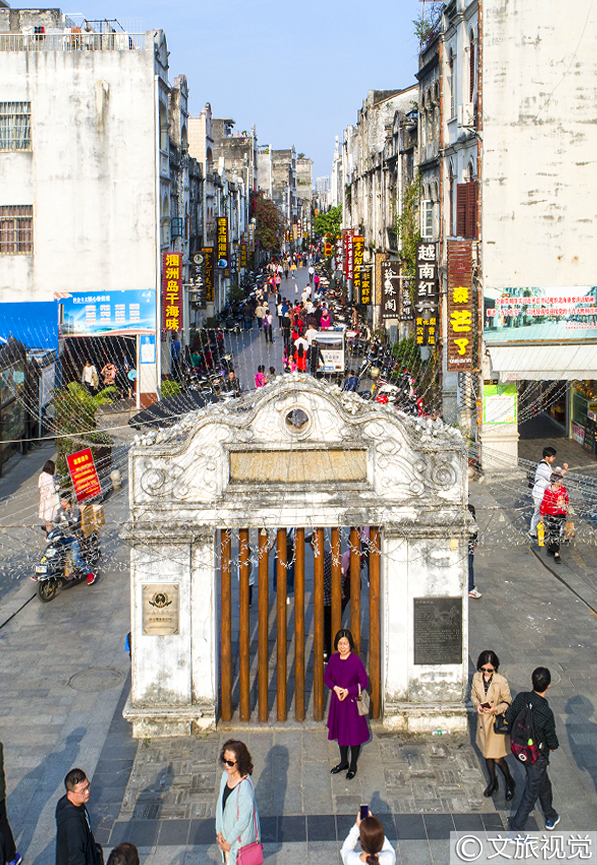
[130,376,466,522]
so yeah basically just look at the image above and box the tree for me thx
[313,205,342,239]
[250,191,284,254]
[50,382,117,482]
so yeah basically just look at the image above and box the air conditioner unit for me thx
[457,102,475,127]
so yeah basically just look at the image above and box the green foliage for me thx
[161,380,182,399]
[50,382,116,480]
[313,205,342,240]
[396,175,422,281]
[227,283,245,305]
[250,190,284,254]
[413,2,443,46]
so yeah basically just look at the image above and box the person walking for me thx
[55,768,103,865]
[540,471,569,564]
[505,667,560,831]
[0,742,21,865]
[100,361,117,389]
[39,459,60,532]
[215,739,261,865]
[263,309,274,344]
[325,628,369,780]
[80,361,98,394]
[471,650,515,800]
[254,365,266,389]
[529,447,568,539]
[341,812,396,865]
[467,503,481,599]
[255,302,266,330]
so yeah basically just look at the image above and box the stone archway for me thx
[124,376,472,736]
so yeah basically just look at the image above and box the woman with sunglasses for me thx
[471,650,515,800]
[215,740,261,864]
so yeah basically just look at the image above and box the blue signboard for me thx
[59,289,156,337]
[139,334,156,364]
[0,301,59,351]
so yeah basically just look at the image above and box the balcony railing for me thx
[0,32,145,52]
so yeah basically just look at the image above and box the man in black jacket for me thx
[505,667,560,831]
[55,769,103,865]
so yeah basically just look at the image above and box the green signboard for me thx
[483,384,517,425]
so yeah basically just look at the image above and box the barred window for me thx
[0,206,33,253]
[0,102,32,151]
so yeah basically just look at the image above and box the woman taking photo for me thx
[324,629,369,780]
[471,649,515,800]
[540,470,569,564]
[341,811,395,865]
[215,739,261,864]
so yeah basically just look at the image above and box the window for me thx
[421,199,433,239]
[0,102,32,151]
[456,180,477,238]
[449,164,455,235]
[0,206,33,253]
[448,49,455,118]
[469,32,475,101]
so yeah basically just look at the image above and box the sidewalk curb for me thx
[528,544,597,614]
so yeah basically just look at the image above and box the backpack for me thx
[527,466,536,489]
[510,697,541,764]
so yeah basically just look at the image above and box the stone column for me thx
[190,528,217,728]
[382,526,469,733]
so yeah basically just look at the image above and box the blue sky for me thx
[24,0,423,179]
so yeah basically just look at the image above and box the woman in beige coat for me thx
[471,649,515,801]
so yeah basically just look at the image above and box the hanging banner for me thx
[342,228,357,279]
[67,447,102,502]
[162,251,183,332]
[446,240,474,369]
[415,242,439,347]
[217,217,229,264]
[380,261,400,319]
[360,266,373,305]
[240,243,247,267]
[202,247,215,303]
[352,236,365,292]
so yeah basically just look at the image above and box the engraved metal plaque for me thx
[413,597,462,665]
[142,584,180,635]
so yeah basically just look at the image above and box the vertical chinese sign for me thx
[240,243,247,268]
[335,236,343,272]
[380,261,400,318]
[414,242,439,347]
[352,236,365,295]
[202,247,214,303]
[342,228,357,280]
[360,266,373,305]
[162,251,182,332]
[446,240,474,370]
[217,217,229,263]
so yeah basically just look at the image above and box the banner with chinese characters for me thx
[67,447,102,502]
[415,242,439,347]
[352,236,365,293]
[217,217,229,264]
[162,251,182,332]
[58,289,156,337]
[359,266,373,305]
[202,247,214,303]
[342,228,357,279]
[335,236,343,271]
[247,224,255,252]
[447,240,474,370]
[380,261,400,319]
[240,243,247,267]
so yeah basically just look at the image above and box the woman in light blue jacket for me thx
[215,739,261,864]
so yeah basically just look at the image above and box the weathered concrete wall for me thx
[482,0,597,288]
[0,44,158,303]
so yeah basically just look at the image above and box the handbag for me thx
[493,702,511,735]
[236,780,263,865]
[357,683,370,716]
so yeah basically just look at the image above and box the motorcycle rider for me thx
[53,493,97,585]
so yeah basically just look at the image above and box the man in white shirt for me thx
[530,447,568,537]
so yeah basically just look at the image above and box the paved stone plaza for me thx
[2,351,597,863]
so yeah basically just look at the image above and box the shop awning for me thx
[487,344,597,382]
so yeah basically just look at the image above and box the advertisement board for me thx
[482,384,517,425]
[446,241,473,369]
[484,286,597,343]
[67,447,102,502]
[59,290,156,338]
[162,252,182,332]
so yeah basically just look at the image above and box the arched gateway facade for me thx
[124,376,472,737]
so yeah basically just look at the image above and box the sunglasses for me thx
[221,758,236,767]
[481,666,495,672]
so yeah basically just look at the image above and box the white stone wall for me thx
[482,0,597,289]
[0,44,159,303]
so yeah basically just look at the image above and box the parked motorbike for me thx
[32,526,100,602]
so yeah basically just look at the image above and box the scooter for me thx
[32,526,100,602]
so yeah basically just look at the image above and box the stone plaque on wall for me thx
[413,597,462,665]
[142,584,180,635]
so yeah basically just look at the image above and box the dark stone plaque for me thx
[413,597,462,665]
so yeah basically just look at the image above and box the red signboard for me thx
[446,240,474,370]
[352,236,365,291]
[342,228,357,278]
[67,447,102,502]
[162,251,183,332]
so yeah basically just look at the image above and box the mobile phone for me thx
[360,804,369,821]
[480,702,491,709]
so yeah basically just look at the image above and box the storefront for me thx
[570,382,597,454]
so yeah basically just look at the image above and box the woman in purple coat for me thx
[324,628,369,780]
